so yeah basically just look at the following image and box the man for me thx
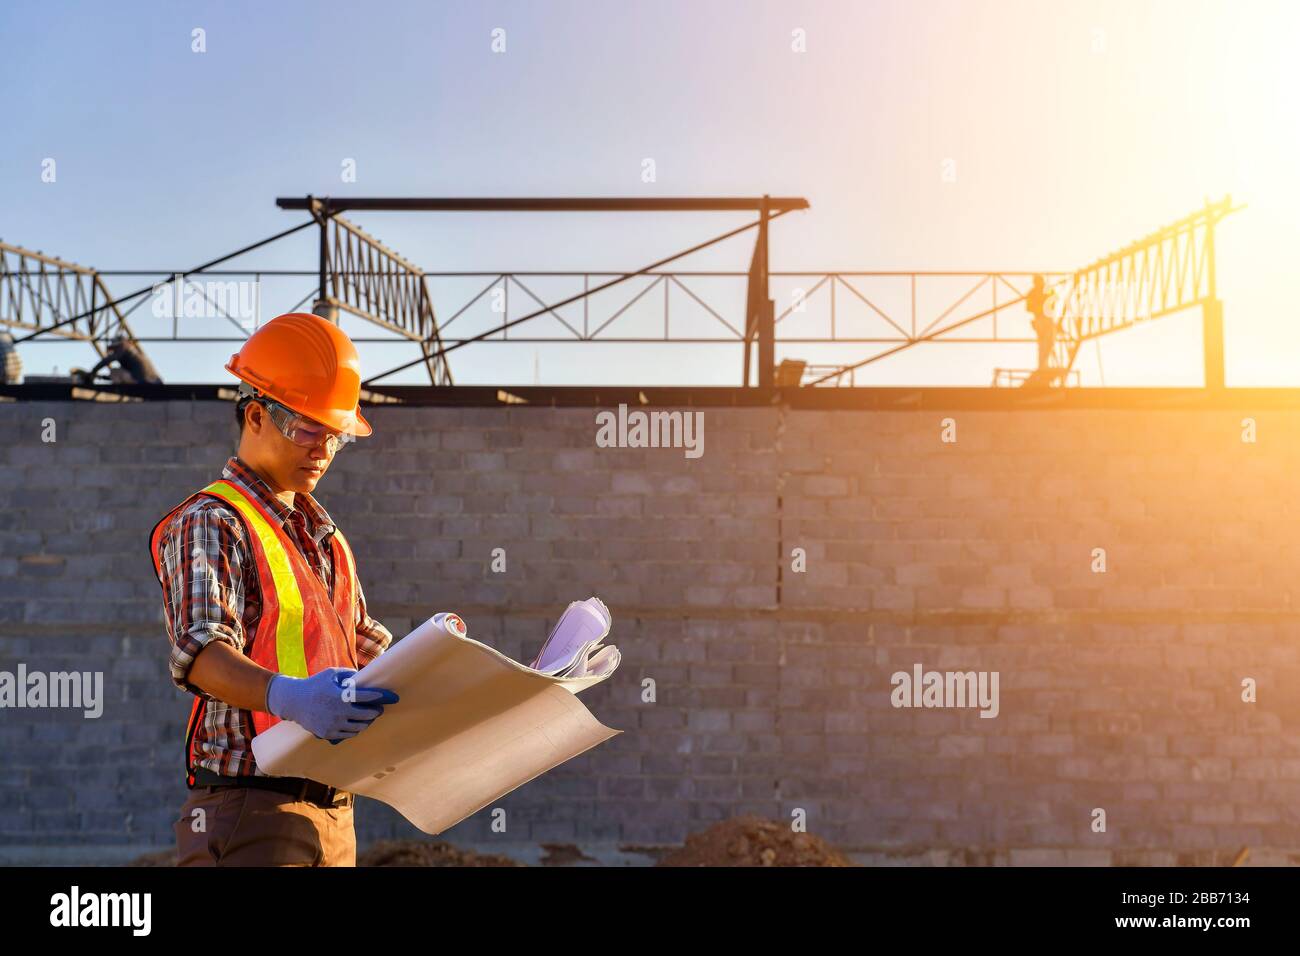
[1025,274,1058,373]
[149,311,399,866]
[81,333,163,384]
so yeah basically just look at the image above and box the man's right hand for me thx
[265,667,400,743]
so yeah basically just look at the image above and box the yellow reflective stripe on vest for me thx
[202,481,308,679]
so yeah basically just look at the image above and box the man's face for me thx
[241,400,341,495]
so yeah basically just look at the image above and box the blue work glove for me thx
[265,667,399,744]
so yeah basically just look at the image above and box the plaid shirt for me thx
[155,455,393,777]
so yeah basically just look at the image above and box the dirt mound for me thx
[358,839,523,867]
[656,816,854,867]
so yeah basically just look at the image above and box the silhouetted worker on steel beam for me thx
[1026,275,1058,369]
[1019,273,1060,390]
[80,333,163,385]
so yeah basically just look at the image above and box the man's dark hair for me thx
[236,398,251,437]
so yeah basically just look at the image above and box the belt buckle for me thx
[293,777,350,808]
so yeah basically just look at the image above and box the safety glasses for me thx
[261,400,355,453]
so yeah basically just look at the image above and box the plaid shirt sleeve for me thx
[354,573,393,667]
[156,500,249,701]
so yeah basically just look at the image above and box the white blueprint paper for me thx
[250,613,620,835]
[532,598,612,674]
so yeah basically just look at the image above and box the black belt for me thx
[192,767,353,809]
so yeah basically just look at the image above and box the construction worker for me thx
[149,312,399,866]
[80,333,163,385]
[1025,274,1058,373]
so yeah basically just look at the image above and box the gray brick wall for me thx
[1,396,1298,864]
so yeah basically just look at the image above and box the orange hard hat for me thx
[225,312,373,437]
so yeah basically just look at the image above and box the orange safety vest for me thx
[148,478,360,785]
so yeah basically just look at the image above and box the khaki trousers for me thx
[174,785,356,867]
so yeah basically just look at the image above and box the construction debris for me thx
[127,849,176,867]
[357,839,523,867]
[539,842,598,866]
[126,819,855,867]
[655,816,855,867]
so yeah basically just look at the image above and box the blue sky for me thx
[2,0,1296,386]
